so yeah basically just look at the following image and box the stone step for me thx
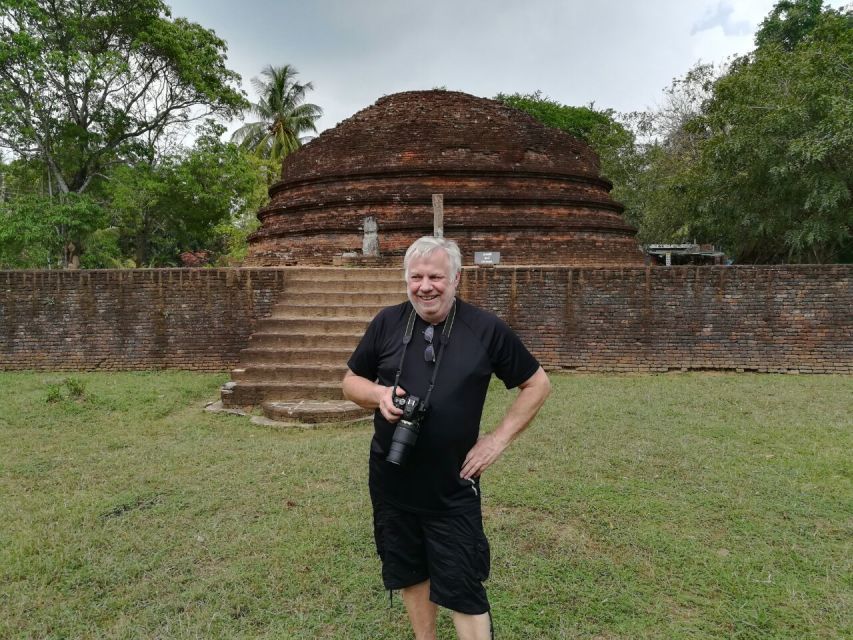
[240,347,354,365]
[223,267,407,418]
[254,317,371,334]
[270,304,385,320]
[261,400,371,424]
[246,332,363,349]
[226,381,345,407]
[273,291,405,306]
[284,279,404,294]
[286,269,404,285]
[287,267,403,280]
[231,363,348,384]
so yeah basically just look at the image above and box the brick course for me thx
[1,266,850,374]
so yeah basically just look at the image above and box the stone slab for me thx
[204,400,248,416]
[262,399,371,424]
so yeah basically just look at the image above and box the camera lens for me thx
[386,420,420,466]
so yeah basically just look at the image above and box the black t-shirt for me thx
[347,298,540,514]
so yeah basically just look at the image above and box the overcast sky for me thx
[166,0,848,134]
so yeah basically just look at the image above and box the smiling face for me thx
[406,249,459,324]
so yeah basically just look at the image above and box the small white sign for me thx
[474,251,501,265]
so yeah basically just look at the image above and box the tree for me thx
[620,63,721,243]
[755,0,825,50]
[624,1,851,262]
[693,2,852,262]
[231,64,322,171]
[0,0,245,197]
[0,192,107,268]
[104,122,268,266]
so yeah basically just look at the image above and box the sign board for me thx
[474,251,501,265]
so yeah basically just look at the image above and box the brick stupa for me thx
[245,90,645,266]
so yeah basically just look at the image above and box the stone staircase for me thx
[220,268,406,424]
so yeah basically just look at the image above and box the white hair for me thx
[403,236,462,281]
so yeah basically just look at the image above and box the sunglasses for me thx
[423,325,436,363]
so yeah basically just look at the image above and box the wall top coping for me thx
[2,263,853,278]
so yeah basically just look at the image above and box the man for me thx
[342,236,550,640]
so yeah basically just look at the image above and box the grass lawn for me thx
[0,371,850,639]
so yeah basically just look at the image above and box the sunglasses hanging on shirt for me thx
[423,325,436,362]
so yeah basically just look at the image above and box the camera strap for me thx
[392,298,457,411]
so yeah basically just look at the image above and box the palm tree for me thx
[231,65,323,167]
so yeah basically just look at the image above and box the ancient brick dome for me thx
[245,90,645,266]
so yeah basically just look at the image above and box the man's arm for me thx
[459,366,551,480]
[342,369,405,423]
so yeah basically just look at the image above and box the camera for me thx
[386,393,428,466]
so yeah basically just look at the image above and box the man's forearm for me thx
[491,367,551,446]
[460,367,550,479]
[342,370,405,422]
[342,371,383,409]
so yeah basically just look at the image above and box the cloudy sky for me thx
[166,0,847,134]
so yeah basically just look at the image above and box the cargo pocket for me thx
[475,534,491,582]
[372,507,386,560]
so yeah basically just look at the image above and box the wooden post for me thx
[432,193,444,238]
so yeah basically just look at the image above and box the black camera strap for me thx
[392,298,457,411]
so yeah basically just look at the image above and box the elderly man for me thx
[343,236,550,640]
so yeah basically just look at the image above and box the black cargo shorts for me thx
[372,499,491,615]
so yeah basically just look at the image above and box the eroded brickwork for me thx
[246,90,645,267]
[1,266,850,373]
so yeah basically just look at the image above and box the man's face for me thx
[406,250,459,324]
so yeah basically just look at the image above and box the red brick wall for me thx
[0,269,288,371]
[1,266,850,373]
[460,265,853,373]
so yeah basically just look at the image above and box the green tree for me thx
[755,0,825,50]
[0,0,245,208]
[621,63,720,243]
[695,2,851,262]
[104,122,268,266]
[625,1,851,263]
[0,192,107,268]
[231,64,322,172]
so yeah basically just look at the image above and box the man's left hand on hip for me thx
[460,433,509,480]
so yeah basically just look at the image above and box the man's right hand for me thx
[342,370,407,422]
[378,385,406,423]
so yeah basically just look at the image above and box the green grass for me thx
[1,371,850,639]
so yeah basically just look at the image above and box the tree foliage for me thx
[620,63,721,244]
[0,1,277,269]
[755,0,826,50]
[0,0,245,196]
[231,64,322,172]
[0,191,107,268]
[103,122,269,266]
[0,122,269,269]
[699,4,852,263]
[628,0,851,263]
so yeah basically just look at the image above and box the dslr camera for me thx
[386,393,428,466]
